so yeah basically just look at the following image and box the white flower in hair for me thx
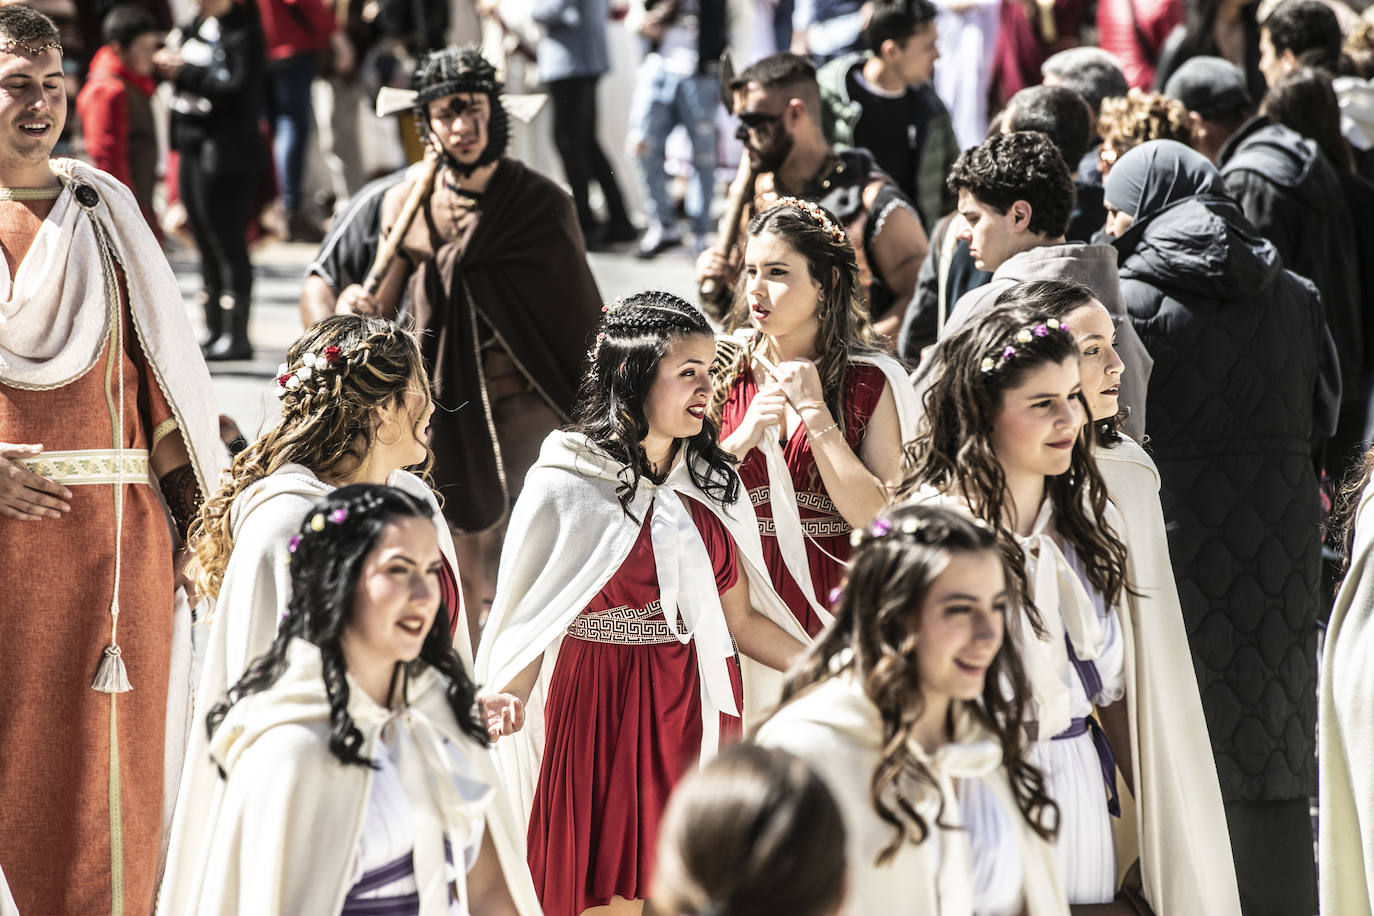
[297,366,314,381]
[286,375,302,391]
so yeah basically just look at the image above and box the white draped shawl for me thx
[1096,437,1241,916]
[172,639,540,915]
[474,431,810,829]
[756,674,1069,916]
[158,465,466,915]
[1320,475,1374,916]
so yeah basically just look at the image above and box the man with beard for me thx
[335,45,602,647]
[695,52,928,340]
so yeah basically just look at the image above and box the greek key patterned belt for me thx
[748,486,852,539]
[566,600,690,646]
[18,448,150,486]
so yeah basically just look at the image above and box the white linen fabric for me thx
[1320,475,1374,915]
[159,465,465,915]
[1096,437,1242,916]
[168,638,538,915]
[0,159,220,493]
[474,431,809,832]
[756,673,1068,916]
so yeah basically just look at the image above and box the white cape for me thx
[158,465,466,914]
[1320,475,1374,915]
[169,638,539,915]
[756,674,1069,916]
[1096,437,1241,916]
[474,431,810,830]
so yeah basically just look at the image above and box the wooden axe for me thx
[362,151,442,296]
[699,49,754,319]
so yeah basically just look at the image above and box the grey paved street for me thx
[171,238,697,440]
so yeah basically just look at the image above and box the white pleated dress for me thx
[1026,540,1126,905]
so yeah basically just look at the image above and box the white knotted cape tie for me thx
[1012,499,1104,737]
[650,485,739,720]
[907,732,1004,916]
[758,435,835,627]
[392,706,493,915]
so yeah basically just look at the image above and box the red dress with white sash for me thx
[526,495,742,916]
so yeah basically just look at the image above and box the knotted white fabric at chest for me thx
[1013,499,1104,738]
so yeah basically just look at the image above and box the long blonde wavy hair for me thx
[188,315,430,600]
[707,200,885,435]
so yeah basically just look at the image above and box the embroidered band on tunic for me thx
[17,448,150,485]
[747,486,852,538]
[565,600,691,645]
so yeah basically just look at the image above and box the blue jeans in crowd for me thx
[265,51,317,213]
[629,58,717,238]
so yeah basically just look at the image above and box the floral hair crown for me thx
[274,345,347,398]
[774,196,847,244]
[979,318,1071,374]
[848,513,991,548]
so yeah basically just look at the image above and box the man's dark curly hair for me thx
[0,6,61,50]
[946,131,1076,239]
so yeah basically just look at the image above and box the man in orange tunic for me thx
[0,8,221,914]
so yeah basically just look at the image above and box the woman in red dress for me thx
[710,198,914,637]
[475,291,808,916]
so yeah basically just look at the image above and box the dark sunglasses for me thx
[736,110,783,130]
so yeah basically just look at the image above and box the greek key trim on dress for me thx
[747,486,852,538]
[565,600,690,645]
[19,448,150,485]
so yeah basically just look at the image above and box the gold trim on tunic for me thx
[565,600,690,645]
[18,448,150,485]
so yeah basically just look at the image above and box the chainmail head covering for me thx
[410,45,509,175]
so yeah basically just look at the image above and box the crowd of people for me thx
[7,0,1374,915]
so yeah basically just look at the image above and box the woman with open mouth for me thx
[897,301,1132,908]
[757,502,1068,915]
[710,198,919,641]
[167,484,539,913]
[475,291,808,916]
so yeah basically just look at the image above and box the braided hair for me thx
[208,484,487,770]
[189,315,431,600]
[570,290,739,517]
[709,199,885,437]
[410,45,509,176]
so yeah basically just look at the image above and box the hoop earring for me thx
[376,419,403,447]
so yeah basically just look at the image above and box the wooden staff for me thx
[363,152,442,295]
[699,155,756,319]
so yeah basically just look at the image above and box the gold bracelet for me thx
[807,421,839,442]
[795,399,826,414]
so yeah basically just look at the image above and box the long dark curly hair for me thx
[898,303,1130,630]
[709,199,887,435]
[207,485,486,770]
[570,290,739,517]
[778,503,1058,862]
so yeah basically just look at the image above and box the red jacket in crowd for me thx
[1096,0,1184,89]
[255,0,337,61]
[75,45,160,235]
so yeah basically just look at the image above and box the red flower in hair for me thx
[277,373,291,386]
[323,346,342,363]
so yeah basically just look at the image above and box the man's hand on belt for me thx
[0,442,72,521]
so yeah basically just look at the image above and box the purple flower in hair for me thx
[1002,345,1017,361]
[329,507,348,524]
[1060,323,1069,334]
[828,586,843,606]
[288,534,302,553]
[1033,324,1049,337]
[871,517,893,537]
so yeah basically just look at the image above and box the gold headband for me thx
[0,39,63,57]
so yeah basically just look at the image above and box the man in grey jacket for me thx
[935,130,1153,438]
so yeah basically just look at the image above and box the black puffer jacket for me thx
[1116,193,1337,802]
[1219,116,1366,466]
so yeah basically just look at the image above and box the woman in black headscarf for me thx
[1105,138,1336,916]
